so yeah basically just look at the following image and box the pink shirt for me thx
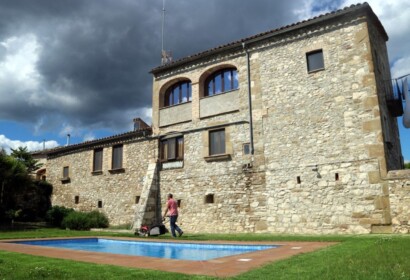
[167,198,178,216]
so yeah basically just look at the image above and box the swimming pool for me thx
[12,238,278,261]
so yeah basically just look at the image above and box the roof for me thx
[40,127,152,158]
[151,2,386,75]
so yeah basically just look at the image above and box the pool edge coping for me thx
[0,236,337,277]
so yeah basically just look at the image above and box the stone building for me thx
[45,3,410,234]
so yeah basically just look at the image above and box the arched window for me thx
[205,68,238,97]
[164,81,192,107]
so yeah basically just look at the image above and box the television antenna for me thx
[161,0,172,65]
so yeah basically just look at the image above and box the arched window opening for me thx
[164,81,192,107]
[205,68,238,97]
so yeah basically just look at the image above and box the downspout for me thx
[243,42,255,156]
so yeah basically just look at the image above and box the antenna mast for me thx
[161,0,172,65]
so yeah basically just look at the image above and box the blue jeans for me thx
[169,215,182,237]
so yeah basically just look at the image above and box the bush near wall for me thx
[46,206,74,228]
[61,211,109,230]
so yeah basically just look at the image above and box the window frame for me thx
[209,129,226,156]
[62,166,69,178]
[61,166,70,183]
[111,144,123,170]
[205,68,239,97]
[306,49,325,73]
[93,148,103,173]
[160,136,184,162]
[163,81,192,107]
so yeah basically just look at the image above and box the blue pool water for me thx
[12,238,277,261]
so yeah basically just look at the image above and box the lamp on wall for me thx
[312,165,322,178]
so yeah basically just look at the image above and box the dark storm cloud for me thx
[0,0,304,133]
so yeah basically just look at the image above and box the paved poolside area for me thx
[0,237,335,277]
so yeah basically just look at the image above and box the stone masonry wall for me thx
[367,19,403,171]
[158,123,267,233]
[47,137,156,226]
[387,169,410,233]
[258,15,392,233]
[151,11,398,234]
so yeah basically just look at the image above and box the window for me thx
[209,129,225,155]
[75,196,79,204]
[205,68,238,96]
[160,136,184,162]
[63,166,69,178]
[306,50,324,72]
[98,200,103,208]
[243,143,250,155]
[112,145,123,170]
[205,194,214,204]
[164,81,192,107]
[93,148,103,172]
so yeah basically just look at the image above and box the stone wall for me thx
[388,169,410,233]
[150,11,399,234]
[46,5,405,235]
[47,137,156,226]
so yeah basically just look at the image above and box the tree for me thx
[0,152,31,222]
[10,147,43,173]
[0,151,52,223]
[405,162,410,169]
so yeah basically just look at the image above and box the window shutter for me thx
[167,138,176,159]
[93,148,103,171]
[112,145,123,169]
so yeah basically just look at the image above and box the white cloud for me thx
[0,34,42,100]
[0,134,59,154]
[341,0,410,78]
[0,34,82,114]
[83,132,96,142]
[59,124,75,138]
[296,0,410,88]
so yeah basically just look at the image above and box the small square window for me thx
[135,196,140,204]
[98,200,103,208]
[205,194,214,204]
[243,143,250,155]
[75,196,79,204]
[307,50,324,72]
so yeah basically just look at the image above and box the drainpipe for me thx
[243,42,254,155]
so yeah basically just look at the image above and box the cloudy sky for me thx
[0,0,409,161]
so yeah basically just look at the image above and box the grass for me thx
[1,229,410,279]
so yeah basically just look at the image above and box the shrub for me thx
[46,206,74,228]
[61,211,109,230]
[87,211,109,228]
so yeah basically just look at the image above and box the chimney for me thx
[66,134,71,146]
[133,118,149,131]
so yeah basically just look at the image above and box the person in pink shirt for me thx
[163,193,183,237]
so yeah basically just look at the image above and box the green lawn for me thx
[1,229,409,279]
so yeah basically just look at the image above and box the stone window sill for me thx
[308,67,325,74]
[108,168,125,174]
[91,170,103,175]
[161,160,184,170]
[60,177,70,183]
[204,154,231,162]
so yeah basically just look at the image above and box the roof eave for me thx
[151,3,384,76]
